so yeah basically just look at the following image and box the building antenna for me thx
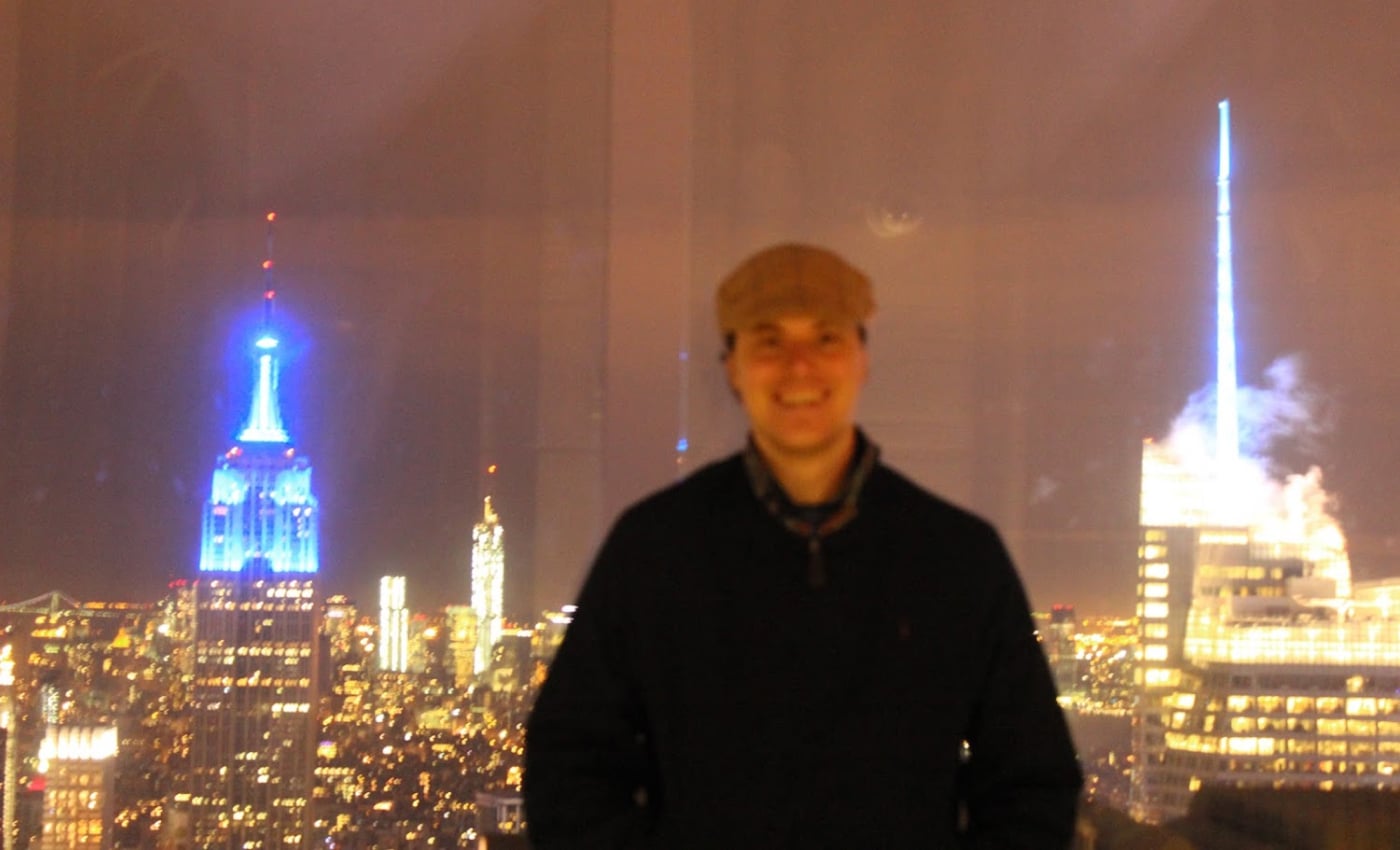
[262,211,277,323]
[1216,100,1240,469]
[239,212,290,444]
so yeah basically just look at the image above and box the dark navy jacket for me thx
[525,450,1082,848]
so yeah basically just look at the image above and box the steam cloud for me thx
[1156,353,1348,590]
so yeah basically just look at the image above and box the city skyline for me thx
[3,5,1400,619]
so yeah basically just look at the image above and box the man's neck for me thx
[753,429,858,505]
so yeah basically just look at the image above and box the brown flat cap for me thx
[715,243,875,337]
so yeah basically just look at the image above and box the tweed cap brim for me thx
[716,243,874,337]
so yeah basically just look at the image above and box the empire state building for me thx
[184,214,321,848]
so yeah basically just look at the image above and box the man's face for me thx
[725,314,869,463]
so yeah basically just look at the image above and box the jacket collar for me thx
[742,428,879,539]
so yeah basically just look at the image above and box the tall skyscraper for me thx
[379,576,409,673]
[185,214,321,847]
[471,497,506,676]
[1131,103,1400,822]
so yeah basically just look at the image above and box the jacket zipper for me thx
[807,535,826,588]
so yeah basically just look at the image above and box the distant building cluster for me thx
[1032,608,1136,813]
[1035,607,1137,717]
[0,585,574,848]
[0,229,564,849]
[0,593,165,849]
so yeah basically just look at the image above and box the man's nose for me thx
[782,341,817,372]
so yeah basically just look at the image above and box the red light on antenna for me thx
[265,289,275,299]
[262,260,274,270]
[267,212,277,222]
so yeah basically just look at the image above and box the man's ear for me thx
[722,352,741,400]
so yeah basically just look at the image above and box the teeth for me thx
[779,391,823,405]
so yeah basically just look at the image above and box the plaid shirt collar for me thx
[742,428,879,540]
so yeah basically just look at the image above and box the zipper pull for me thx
[807,536,826,588]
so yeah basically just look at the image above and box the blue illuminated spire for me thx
[1215,100,1239,468]
[238,212,290,444]
[201,211,319,575]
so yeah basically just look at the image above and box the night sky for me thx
[2,2,1399,618]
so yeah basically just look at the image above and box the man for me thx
[525,243,1082,848]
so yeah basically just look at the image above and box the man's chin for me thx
[755,429,853,460]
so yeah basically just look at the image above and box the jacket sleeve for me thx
[524,521,655,849]
[961,530,1084,849]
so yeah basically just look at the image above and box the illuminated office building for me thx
[2,643,15,850]
[186,216,320,847]
[35,725,117,850]
[407,614,443,677]
[475,791,526,838]
[379,576,409,673]
[445,605,479,690]
[471,497,506,676]
[1131,103,1400,821]
[1045,604,1079,700]
[533,607,575,669]
[322,595,357,664]
[159,580,197,678]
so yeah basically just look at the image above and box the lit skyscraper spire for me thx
[1215,100,1240,470]
[239,212,290,444]
[200,212,318,576]
[471,470,506,676]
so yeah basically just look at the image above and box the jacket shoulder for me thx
[612,453,746,529]
[866,462,1001,541]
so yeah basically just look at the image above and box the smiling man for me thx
[525,243,1083,848]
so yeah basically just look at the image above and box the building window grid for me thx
[1167,683,1400,780]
